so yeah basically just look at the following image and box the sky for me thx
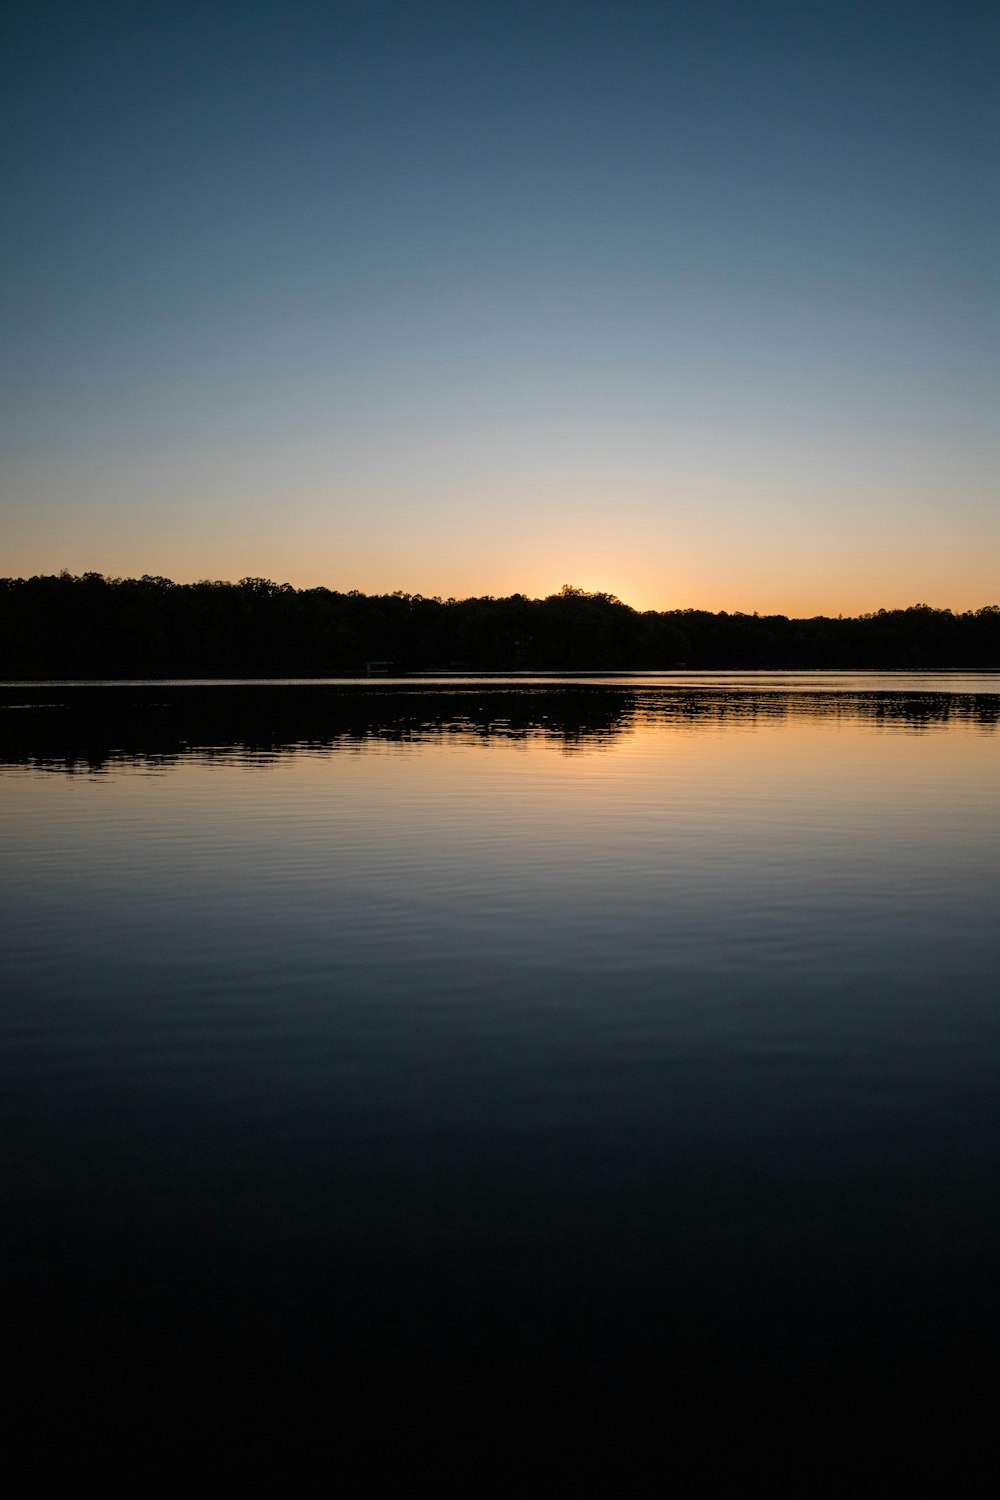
[2,0,997,615]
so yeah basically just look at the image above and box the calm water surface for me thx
[2,675,998,1425]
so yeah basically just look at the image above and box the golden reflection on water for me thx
[2,680,999,1425]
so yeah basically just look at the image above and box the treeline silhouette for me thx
[2,573,999,676]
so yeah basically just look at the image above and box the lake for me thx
[2,674,998,1436]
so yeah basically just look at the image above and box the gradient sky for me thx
[2,0,996,614]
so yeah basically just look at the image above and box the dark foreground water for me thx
[2,675,998,1443]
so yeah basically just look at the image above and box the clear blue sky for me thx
[2,0,996,612]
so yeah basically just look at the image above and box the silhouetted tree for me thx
[1,573,997,677]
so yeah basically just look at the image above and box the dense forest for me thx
[2,573,999,676]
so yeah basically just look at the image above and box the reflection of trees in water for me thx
[633,690,1000,733]
[1,683,996,773]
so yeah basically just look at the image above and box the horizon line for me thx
[7,571,1000,622]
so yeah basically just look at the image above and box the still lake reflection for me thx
[2,676,998,1423]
